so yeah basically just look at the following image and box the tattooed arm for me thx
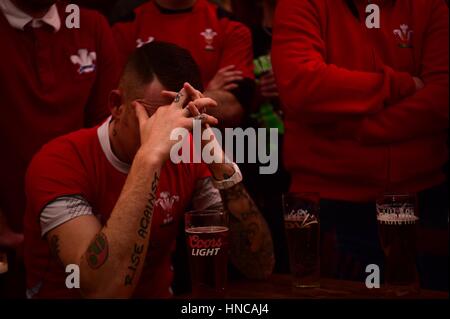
[44,85,218,298]
[207,163,275,280]
[186,108,274,279]
[45,157,162,299]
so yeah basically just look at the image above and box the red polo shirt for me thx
[272,0,448,201]
[112,0,254,88]
[24,122,210,298]
[0,2,120,231]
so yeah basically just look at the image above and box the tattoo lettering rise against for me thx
[124,172,160,286]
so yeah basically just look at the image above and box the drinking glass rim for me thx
[185,209,225,217]
[378,193,417,205]
[282,192,321,204]
[283,192,320,196]
[381,193,416,198]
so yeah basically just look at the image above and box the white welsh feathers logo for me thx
[200,28,217,51]
[156,192,179,226]
[285,209,319,229]
[393,24,413,48]
[70,49,96,74]
[136,36,155,48]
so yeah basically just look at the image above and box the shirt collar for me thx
[0,0,61,32]
[97,117,131,174]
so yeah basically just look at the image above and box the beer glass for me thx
[283,193,320,288]
[376,193,420,295]
[185,210,229,298]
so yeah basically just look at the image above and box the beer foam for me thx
[377,213,419,225]
[186,226,229,234]
[285,215,306,222]
[285,215,318,229]
[285,209,317,221]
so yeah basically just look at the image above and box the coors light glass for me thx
[185,210,229,298]
[283,193,320,288]
[376,193,419,295]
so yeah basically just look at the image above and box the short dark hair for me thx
[120,41,204,100]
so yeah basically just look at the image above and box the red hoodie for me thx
[272,0,449,202]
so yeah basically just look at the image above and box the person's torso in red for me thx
[24,122,209,298]
[112,0,254,87]
[0,2,118,231]
[273,0,448,201]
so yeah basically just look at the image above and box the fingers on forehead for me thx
[180,117,194,129]
[187,103,201,116]
[201,114,219,125]
[134,102,149,123]
[180,114,218,128]
[193,97,218,108]
[161,90,177,98]
[184,83,202,99]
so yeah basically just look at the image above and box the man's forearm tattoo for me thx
[124,243,144,286]
[86,232,109,269]
[137,172,159,240]
[220,183,274,278]
[124,172,159,286]
[228,218,274,277]
[220,183,258,221]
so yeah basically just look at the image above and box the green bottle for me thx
[252,55,284,134]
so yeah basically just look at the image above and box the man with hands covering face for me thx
[23,42,274,299]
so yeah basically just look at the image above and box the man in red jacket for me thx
[0,0,120,297]
[272,0,448,289]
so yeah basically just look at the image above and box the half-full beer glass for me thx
[283,193,320,288]
[185,210,229,298]
[376,193,420,295]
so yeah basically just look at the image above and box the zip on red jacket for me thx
[272,0,448,201]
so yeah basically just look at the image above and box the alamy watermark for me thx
[169,120,279,175]
[65,4,80,29]
[365,264,381,289]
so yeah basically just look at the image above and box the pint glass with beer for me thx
[283,193,320,288]
[185,210,229,298]
[376,193,420,295]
